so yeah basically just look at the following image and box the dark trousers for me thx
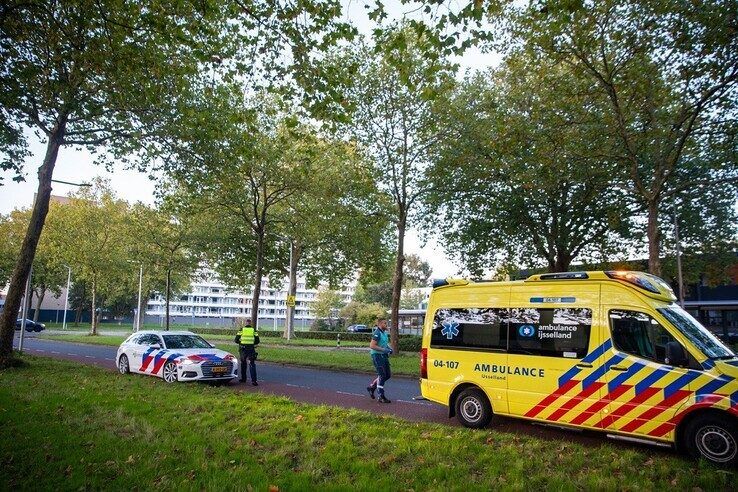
[369,353,391,396]
[239,346,257,383]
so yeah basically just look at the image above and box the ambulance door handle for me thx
[576,363,593,369]
[609,365,628,372]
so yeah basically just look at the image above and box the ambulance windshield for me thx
[658,306,735,360]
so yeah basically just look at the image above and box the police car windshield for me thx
[162,335,213,350]
[657,306,735,360]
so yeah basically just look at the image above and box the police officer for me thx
[367,317,392,403]
[235,321,260,386]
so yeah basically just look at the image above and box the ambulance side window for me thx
[431,308,507,350]
[508,307,592,358]
[609,310,677,364]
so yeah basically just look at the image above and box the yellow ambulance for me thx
[420,271,738,466]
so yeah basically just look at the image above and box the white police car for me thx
[116,330,238,384]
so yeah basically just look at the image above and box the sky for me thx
[0,1,501,279]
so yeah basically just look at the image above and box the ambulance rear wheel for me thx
[684,413,738,467]
[455,388,492,429]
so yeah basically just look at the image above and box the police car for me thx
[116,330,238,384]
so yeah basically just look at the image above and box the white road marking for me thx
[105,358,114,361]
[85,355,95,359]
[51,351,60,354]
[66,353,76,356]
[36,349,45,352]
[336,391,364,397]
[286,383,311,389]
[396,399,433,406]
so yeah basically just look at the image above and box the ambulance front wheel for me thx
[683,413,738,467]
[455,388,492,429]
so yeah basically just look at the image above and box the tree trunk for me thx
[0,121,65,363]
[553,251,571,273]
[33,288,46,322]
[165,269,171,331]
[74,282,85,326]
[90,276,97,336]
[647,201,661,276]
[283,241,300,339]
[389,214,407,354]
[250,227,265,328]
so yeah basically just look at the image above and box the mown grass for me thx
[37,334,420,377]
[1,356,734,491]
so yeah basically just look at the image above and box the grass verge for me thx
[37,334,420,377]
[1,356,733,490]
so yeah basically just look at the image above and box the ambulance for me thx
[420,271,738,466]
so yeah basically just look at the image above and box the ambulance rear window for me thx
[431,308,506,350]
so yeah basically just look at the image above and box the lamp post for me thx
[673,203,685,308]
[62,265,71,330]
[136,263,143,332]
[18,267,32,353]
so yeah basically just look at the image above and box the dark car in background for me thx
[346,324,371,333]
[15,319,45,332]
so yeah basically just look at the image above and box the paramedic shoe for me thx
[377,395,391,403]
[367,386,375,399]
[252,381,259,386]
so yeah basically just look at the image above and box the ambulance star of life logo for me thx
[441,321,460,340]
[519,325,536,338]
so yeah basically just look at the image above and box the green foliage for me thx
[425,56,630,274]
[340,301,387,326]
[509,0,738,274]
[311,289,346,319]
[352,282,394,308]
[403,253,433,287]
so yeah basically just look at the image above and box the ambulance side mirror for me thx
[665,341,688,367]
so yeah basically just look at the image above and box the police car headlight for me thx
[181,358,197,365]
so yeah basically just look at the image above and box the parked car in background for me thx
[347,324,371,333]
[15,319,45,332]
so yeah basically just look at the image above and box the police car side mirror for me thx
[665,341,688,367]
[150,343,162,350]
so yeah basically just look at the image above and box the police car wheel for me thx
[117,354,129,374]
[455,388,492,429]
[162,361,178,383]
[684,414,738,467]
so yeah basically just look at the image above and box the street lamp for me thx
[126,260,143,332]
[62,265,71,330]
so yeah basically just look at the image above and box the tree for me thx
[400,287,427,310]
[342,30,454,352]
[127,199,201,331]
[425,56,630,274]
[277,130,391,339]
[403,254,433,287]
[312,289,345,319]
[170,92,322,328]
[46,179,130,335]
[0,207,67,321]
[340,301,386,327]
[0,0,356,364]
[512,0,738,275]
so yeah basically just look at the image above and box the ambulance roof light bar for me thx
[604,270,662,294]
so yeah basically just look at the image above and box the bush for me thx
[398,336,422,352]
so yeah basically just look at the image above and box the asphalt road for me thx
[11,331,678,456]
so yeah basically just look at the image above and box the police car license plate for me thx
[211,366,227,374]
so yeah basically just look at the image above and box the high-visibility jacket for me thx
[237,326,259,346]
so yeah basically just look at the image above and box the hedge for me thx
[191,326,422,351]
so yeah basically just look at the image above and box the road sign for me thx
[287,295,296,307]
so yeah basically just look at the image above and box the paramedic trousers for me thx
[370,353,391,396]
[239,346,257,383]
